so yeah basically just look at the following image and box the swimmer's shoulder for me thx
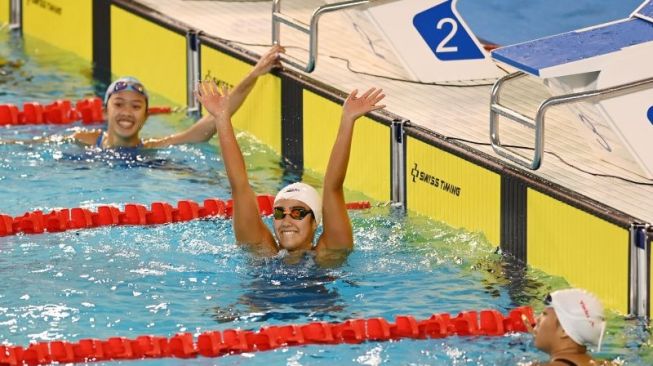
[535,357,614,366]
[314,246,350,268]
[70,129,102,146]
[236,229,279,257]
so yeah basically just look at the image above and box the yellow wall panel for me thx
[405,136,501,244]
[0,0,9,25]
[111,5,186,106]
[22,0,92,61]
[303,90,390,202]
[527,189,629,313]
[200,46,281,153]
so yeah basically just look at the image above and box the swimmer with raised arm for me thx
[195,81,385,264]
[3,46,284,149]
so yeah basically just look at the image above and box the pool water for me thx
[459,0,643,45]
[0,15,651,366]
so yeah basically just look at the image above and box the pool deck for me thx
[138,0,652,223]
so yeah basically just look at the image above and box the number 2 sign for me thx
[367,0,502,82]
[412,1,484,61]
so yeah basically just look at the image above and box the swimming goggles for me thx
[104,77,149,105]
[111,80,147,97]
[273,206,313,220]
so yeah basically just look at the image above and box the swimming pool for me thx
[459,0,643,45]
[0,28,651,366]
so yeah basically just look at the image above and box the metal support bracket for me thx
[489,72,653,170]
[9,0,21,32]
[272,0,369,72]
[391,119,407,209]
[186,30,202,118]
[630,223,650,318]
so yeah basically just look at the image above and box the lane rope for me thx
[0,97,172,126]
[0,307,535,365]
[0,196,372,237]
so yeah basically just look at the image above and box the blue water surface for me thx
[459,0,643,45]
[0,9,651,366]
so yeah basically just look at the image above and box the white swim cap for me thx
[274,182,322,225]
[549,289,607,351]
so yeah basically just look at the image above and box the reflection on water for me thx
[472,250,566,307]
[0,135,229,215]
[0,31,95,103]
[60,144,199,173]
[210,253,348,323]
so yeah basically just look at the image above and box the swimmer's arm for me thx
[0,136,45,145]
[1,130,95,145]
[145,114,217,148]
[317,88,386,253]
[226,45,284,116]
[196,81,278,254]
[145,46,284,148]
[69,130,101,145]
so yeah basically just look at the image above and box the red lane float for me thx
[146,106,173,115]
[0,97,173,126]
[0,196,372,237]
[0,307,535,366]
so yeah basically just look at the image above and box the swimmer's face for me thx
[273,198,317,252]
[106,90,148,140]
[533,307,562,353]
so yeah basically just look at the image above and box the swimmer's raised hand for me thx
[252,44,285,77]
[342,87,386,123]
[194,80,231,119]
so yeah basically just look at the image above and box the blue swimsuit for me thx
[95,132,144,149]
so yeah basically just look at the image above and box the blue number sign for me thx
[412,0,484,61]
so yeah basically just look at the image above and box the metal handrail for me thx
[489,71,653,170]
[272,0,369,73]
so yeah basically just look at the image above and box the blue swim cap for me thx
[104,76,149,105]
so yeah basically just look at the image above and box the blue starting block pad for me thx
[634,0,653,19]
[492,16,653,78]
[489,0,653,179]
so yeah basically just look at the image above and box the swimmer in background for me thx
[3,45,284,149]
[528,288,616,366]
[195,80,385,266]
